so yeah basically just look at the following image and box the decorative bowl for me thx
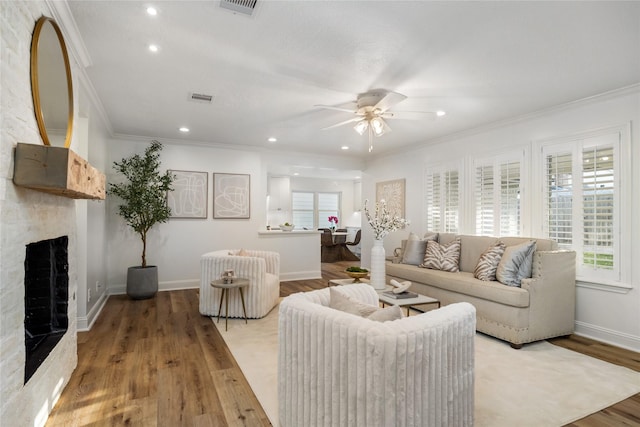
[346,271,368,283]
[280,224,295,232]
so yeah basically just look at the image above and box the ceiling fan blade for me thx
[374,91,407,113]
[321,117,362,130]
[382,111,438,120]
[314,104,358,114]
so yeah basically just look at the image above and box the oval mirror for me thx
[31,16,73,148]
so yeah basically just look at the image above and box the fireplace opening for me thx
[24,235,69,384]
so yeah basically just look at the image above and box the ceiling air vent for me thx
[189,92,214,103]
[220,0,258,16]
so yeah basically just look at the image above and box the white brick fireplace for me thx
[1,2,79,425]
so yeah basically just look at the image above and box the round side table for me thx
[210,278,249,331]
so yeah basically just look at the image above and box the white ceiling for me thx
[66,1,640,161]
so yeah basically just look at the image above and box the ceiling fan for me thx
[315,89,445,152]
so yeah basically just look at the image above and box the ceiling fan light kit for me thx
[317,88,443,152]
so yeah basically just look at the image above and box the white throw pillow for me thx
[329,287,403,322]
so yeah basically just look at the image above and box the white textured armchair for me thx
[278,283,476,427]
[200,249,280,319]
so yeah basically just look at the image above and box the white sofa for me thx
[387,233,576,348]
[199,249,280,319]
[278,283,476,427]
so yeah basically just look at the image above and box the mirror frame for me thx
[31,16,74,148]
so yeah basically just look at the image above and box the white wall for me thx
[105,140,362,292]
[362,87,640,351]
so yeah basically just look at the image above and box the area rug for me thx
[213,305,640,427]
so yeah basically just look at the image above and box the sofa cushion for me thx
[386,262,530,307]
[458,235,499,273]
[500,236,556,251]
[474,242,506,281]
[496,240,536,287]
[437,233,457,245]
[329,287,403,321]
[421,238,461,272]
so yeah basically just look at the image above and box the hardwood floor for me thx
[46,261,640,426]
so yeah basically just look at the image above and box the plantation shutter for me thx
[582,146,615,271]
[545,151,573,247]
[425,167,459,233]
[542,130,619,281]
[500,161,521,236]
[444,170,459,233]
[474,158,521,236]
[475,165,494,235]
[425,171,441,231]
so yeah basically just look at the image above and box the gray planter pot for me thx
[127,266,158,299]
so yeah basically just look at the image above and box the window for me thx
[292,191,340,229]
[542,131,620,281]
[425,166,459,233]
[474,158,521,236]
[291,192,314,229]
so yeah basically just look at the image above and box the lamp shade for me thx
[354,120,368,135]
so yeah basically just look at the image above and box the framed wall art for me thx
[167,170,208,219]
[376,178,406,218]
[213,173,250,219]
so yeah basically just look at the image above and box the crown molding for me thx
[46,1,113,136]
[373,83,640,161]
[46,0,92,68]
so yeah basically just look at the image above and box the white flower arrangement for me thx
[364,199,410,240]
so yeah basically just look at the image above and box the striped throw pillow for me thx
[420,238,461,272]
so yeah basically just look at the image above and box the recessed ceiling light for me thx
[179,127,189,133]
[267,137,277,142]
[293,172,299,176]
[146,6,157,16]
[341,146,349,150]
[436,110,446,117]
[148,44,159,53]
[355,176,361,180]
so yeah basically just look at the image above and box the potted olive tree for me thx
[109,141,174,299]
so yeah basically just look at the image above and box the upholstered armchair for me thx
[278,283,476,427]
[199,249,280,319]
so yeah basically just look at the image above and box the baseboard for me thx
[107,279,199,296]
[574,320,640,352]
[280,271,322,282]
[76,291,109,331]
[159,279,199,291]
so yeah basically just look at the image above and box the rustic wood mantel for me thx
[13,143,105,200]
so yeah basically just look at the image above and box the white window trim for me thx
[423,160,464,233]
[471,149,526,236]
[532,123,631,288]
[292,191,342,229]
